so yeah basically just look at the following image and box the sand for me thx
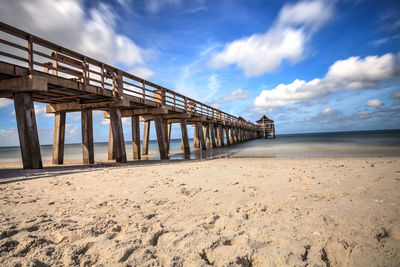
[0,157,399,266]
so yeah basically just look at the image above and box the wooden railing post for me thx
[82,56,89,88]
[184,96,188,111]
[116,69,123,98]
[27,35,33,74]
[142,82,146,100]
[100,63,105,90]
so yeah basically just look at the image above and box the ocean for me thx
[0,129,399,163]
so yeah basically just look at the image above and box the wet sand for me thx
[0,157,399,266]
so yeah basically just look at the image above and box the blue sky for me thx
[0,0,399,146]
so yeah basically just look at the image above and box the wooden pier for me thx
[0,22,264,169]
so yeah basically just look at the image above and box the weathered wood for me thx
[163,113,191,119]
[180,119,190,159]
[215,125,220,146]
[225,126,230,145]
[103,107,169,118]
[197,122,206,150]
[107,124,115,160]
[46,97,129,113]
[219,126,225,146]
[0,75,47,92]
[142,120,150,155]
[205,124,211,147]
[132,115,141,159]
[13,92,43,169]
[210,123,217,148]
[109,108,127,163]
[27,35,33,74]
[154,115,168,159]
[167,122,172,154]
[193,124,200,149]
[154,88,166,105]
[52,111,66,164]
[162,120,169,154]
[81,109,94,164]
[114,70,124,98]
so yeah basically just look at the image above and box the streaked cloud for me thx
[145,0,181,13]
[208,0,334,76]
[0,0,152,76]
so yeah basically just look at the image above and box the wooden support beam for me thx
[193,124,200,149]
[0,75,47,92]
[215,126,220,146]
[162,120,169,154]
[225,126,230,145]
[219,126,225,146]
[104,107,169,118]
[52,111,66,164]
[109,108,127,163]
[132,115,141,160]
[81,109,94,164]
[108,124,115,160]
[231,128,236,144]
[154,115,168,159]
[180,119,190,159]
[46,97,129,113]
[163,113,191,119]
[167,122,172,154]
[197,122,206,150]
[142,121,150,155]
[205,124,211,147]
[13,92,43,169]
[210,123,216,148]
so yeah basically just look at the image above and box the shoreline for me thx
[1,157,399,265]
[1,154,400,170]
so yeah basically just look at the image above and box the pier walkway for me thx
[0,22,263,169]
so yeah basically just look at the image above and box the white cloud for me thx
[206,101,221,109]
[0,128,18,146]
[208,0,334,77]
[0,0,152,75]
[34,104,53,118]
[223,89,250,101]
[0,99,13,109]
[321,107,336,116]
[130,66,155,80]
[254,53,400,108]
[366,99,383,107]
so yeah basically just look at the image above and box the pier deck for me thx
[0,22,262,169]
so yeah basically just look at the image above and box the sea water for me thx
[0,129,399,163]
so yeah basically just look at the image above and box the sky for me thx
[0,0,399,146]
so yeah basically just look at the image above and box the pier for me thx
[0,22,264,169]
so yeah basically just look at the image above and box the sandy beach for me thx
[0,157,399,266]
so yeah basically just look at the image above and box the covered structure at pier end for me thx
[256,115,275,138]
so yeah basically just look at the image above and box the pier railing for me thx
[0,22,256,128]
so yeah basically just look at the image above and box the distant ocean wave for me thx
[0,130,399,163]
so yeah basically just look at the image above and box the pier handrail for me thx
[0,21,256,128]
